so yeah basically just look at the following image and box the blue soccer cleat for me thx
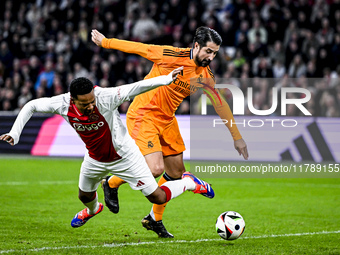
[182,171,215,198]
[71,203,104,228]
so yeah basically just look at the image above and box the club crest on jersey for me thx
[190,75,205,94]
[148,141,154,148]
[197,74,203,83]
[89,113,100,122]
[73,121,104,132]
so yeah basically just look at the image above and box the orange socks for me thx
[152,175,168,221]
[108,173,181,222]
[108,175,126,188]
[152,173,182,221]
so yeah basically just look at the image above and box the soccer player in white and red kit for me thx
[0,67,214,228]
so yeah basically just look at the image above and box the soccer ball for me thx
[215,211,245,240]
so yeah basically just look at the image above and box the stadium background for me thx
[0,0,339,160]
[0,1,339,254]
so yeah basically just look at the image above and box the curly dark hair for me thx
[69,77,94,99]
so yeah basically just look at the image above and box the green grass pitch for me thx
[0,157,339,254]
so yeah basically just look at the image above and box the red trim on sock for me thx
[160,186,172,202]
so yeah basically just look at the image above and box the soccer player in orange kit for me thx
[91,27,248,238]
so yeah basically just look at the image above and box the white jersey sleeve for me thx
[95,72,173,110]
[7,95,65,145]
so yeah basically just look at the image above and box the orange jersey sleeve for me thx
[208,91,243,141]
[102,38,166,64]
[199,68,242,141]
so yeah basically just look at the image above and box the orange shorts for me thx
[126,113,185,156]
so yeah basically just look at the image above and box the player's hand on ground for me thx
[91,29,106,47]
[234,138,248,160]
[170,66,184,81]
[0,134,14,146]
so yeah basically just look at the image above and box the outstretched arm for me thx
[91,29,163,62]
[215,97,248,160]
[0,98,57,146]
[206,91,249,160]
[101,67,184,108]
[122,66,183,98]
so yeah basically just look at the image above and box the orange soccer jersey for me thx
[102,38,242,155]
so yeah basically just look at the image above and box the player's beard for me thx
[195,53,211,67]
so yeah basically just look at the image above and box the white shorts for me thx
[78,147,158,196]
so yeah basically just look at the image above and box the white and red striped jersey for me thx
[7,74,173,162]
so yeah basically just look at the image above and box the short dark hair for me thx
[69,77,94,99]
[193,26,222,48]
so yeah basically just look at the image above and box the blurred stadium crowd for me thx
[0,0,340,116]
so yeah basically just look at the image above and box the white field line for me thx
[0,181,76,186]
[0,230,339,254]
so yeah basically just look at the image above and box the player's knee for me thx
[150,164,164,178]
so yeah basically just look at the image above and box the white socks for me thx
[84,193,99,215]
[160,177,196,200]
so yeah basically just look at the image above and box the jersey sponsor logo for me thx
[173,77,191,97]
[73,121,105,132]
[173,77,189,88]
[173,74,215,98]
[173,86,190,96]
[136,180,145,187]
